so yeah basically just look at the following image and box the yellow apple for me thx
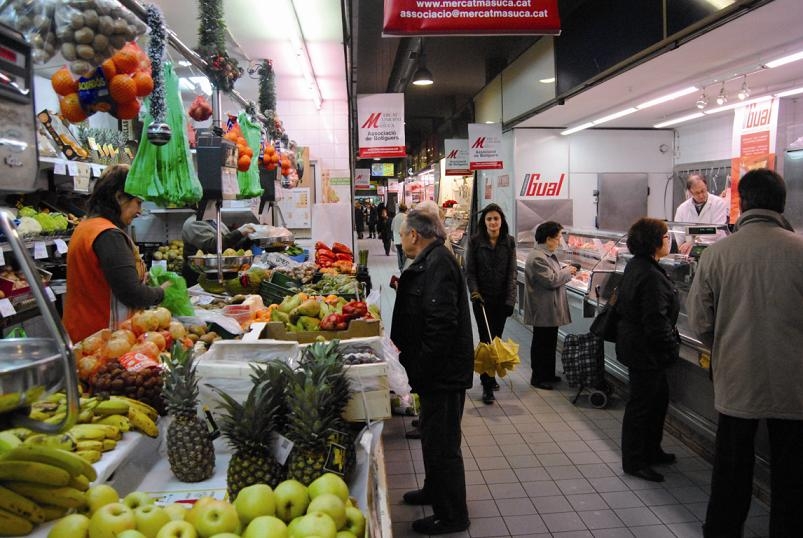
[48,513,90,538]
[234,483,276,526]
[306,494,346,529]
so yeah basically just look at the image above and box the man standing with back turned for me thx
[391,208,473,535]
[687,168,803,537]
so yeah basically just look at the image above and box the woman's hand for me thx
[160,280,173,290]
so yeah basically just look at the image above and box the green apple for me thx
[47,513,90,538]
[234,483,276,526]
[307,473,349,503]
[117,531,148,538]
[134,504,171,538]
[191,498,241,538]
[163,503,189,521]
[88,502,136,538]
[85,485,120,515]
[208,534,241,538]
[242,515,288,538]
[337,531,357,538]
[274,480,310,523]
[155,520,197,538]
[343,506,365,538]
[294,512,337,538]
[306,494,346,529]
[287,515,303,537]
[185,497,217,528]
[124,491,157,510]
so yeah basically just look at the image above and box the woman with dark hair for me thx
[465,203,517,404]
[523,221,576,390]
[616,217,680,483]
[378,207,393,256]
[63,164,167,342]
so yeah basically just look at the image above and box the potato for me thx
[92,33,108,52]
[56,25,73,41]
[83,9,99,28]
[61,42,77,61]
[76,44,95,60]
[109,35,126,49]
[74,27,94,44]
[112,18,127,34]
[34,14,50,32]
[97,15,114,35]
[70,60,93,75]
[70,12,84,30]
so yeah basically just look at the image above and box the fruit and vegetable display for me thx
[314,242,354,272]
[16,207,76,236]
[256,292,378,334]
[150,240,185,273]
[41,471,367,538]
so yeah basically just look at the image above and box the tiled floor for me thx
[359,236,771,538]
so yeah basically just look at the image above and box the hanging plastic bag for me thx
[126,62,203,206]
[235,111,264,199]
[1,0,58,64]
[149,266,194,317]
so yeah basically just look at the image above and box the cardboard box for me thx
[261,318,381,343]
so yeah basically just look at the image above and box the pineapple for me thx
[283,340,354,485]
[212,362,286,499]
[162,343,215,483]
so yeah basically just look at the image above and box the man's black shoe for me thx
[531,381,553,390]
[548,376,562,383]
[649,451,676,465]
[625,467,664,482]
[412,515,470,535]
[405,428,421,440]
[491,380,500,391]
[403,489,432,505]
[482,387,495,404]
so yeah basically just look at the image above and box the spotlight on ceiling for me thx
[716,83,728,106]
[411,43,434,86]
[737,76,751,101]
[696,90,709,109]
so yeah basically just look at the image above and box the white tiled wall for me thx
[276,98,350,173]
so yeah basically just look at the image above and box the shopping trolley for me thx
[561,333,613,408]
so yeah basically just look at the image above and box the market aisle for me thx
[359,238,772,538]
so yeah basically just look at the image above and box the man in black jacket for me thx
[390,208,473,535]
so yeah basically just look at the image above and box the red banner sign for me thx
[383,0,561,36]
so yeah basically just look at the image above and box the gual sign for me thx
[383,0,561,36]
[519,172,566,198]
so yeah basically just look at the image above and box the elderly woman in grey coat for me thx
[523,221,576,390]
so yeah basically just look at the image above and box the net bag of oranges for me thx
[125,62,202,206]
[222,112,263,199]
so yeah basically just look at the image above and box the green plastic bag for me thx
[126,62,203,206]
[149,266,194,317]
[235,111,264,199]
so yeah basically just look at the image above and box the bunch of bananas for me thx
[0,435,95,535]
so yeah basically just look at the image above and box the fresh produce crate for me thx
[261,318,381,343]
[342,362,391,422]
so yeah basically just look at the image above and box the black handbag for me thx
[589,290,619,342]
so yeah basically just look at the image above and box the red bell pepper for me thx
[335,252,353,262]
[331,242,352,256]
[316,248,336,260]
[341,300,368,319]
[315,241,330,251]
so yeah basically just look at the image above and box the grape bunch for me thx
[89,359,165,415]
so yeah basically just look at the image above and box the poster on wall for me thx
[357,93,406,158]
[484,178,493,200]
[729,98,779,223]
[468,123,504,170]
[382,0,561,36]
[355,168,371,189]
[320,169,351,204]
[276,187,311,228]
[445,139,470,175]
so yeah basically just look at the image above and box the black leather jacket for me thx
[390,241,474,393]
[615,255,680,371]
[465,234,517,307]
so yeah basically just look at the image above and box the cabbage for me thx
[50,213,68,231]
[18,206,36,218]
[33,213,55,233]
[17,216,42,236]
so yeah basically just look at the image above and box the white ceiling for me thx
[518,0,803,131]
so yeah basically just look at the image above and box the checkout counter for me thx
[515,223,772,502]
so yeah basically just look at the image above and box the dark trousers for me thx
[472,300,508,388]
[703,414,803,538]
[382,237,392,256]
[621,368,669,472]
[420,390,469,525]
[396,244,405,271]
[530,326,559,384]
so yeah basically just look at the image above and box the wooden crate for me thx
[260,318,381,343]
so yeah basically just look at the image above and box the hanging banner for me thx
[357,93,406,158]
[383,0,561,36]
[445,139,470,175]
[468,123,503,170]
[355,168,371,189]
[729,98,779,223]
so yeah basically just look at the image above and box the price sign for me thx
[0,249,5,266]
[270,432,294,465]
[54,239,68,255]
[91,164,104,177]
[151,260,167,270]
[33,241,47,259]
[0,298,16,318]
[54,161,66,175]
[67,161,78,176]
[195,295,215,305]
[45,287,56,302]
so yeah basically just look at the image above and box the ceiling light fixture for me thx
[281,0,323,109]
[775,86,803,98]
[560,122,595,136]
[636,86,699,109]
[696,90,709,109]
[737,76,751,100]
[539,77,556,84]
[411,44,434,86]
[716,82,728,106]
[654,112,706,128]
[592,107,638,125]
[765,49,803,68]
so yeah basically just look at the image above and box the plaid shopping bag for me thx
[561,333,604,388]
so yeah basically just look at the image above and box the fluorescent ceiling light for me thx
[539,77,556,84]
[775,86,803,98]
[705,0,736,9]
[636,86,698,110]
[561,122,594,136]
[592,107,638,125]
[765,50,803,68]
[654,112,704,128]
